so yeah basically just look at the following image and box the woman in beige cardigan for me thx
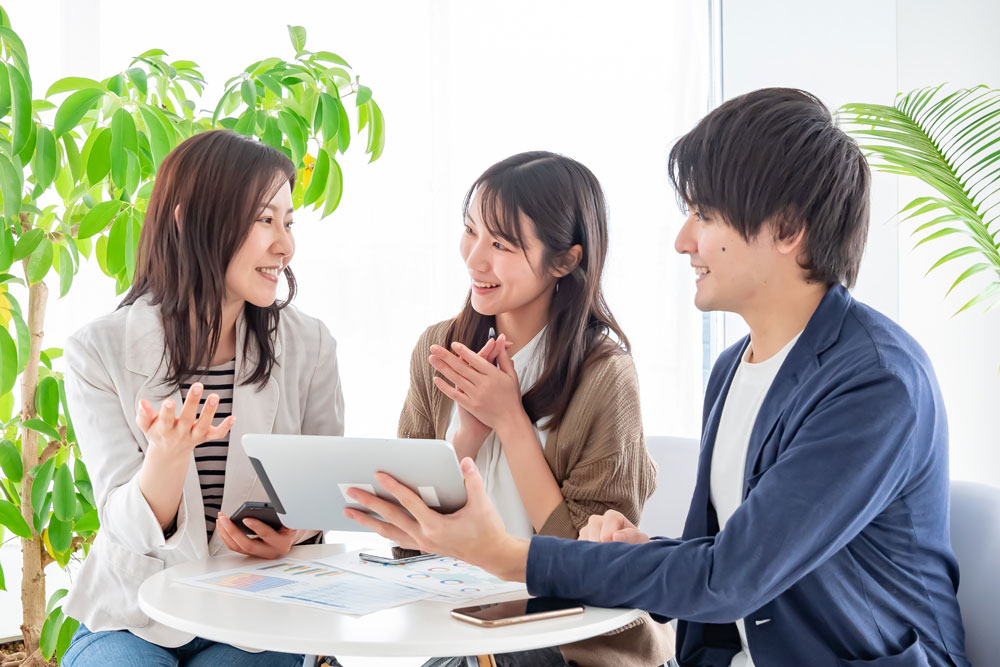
[391,152,673,667]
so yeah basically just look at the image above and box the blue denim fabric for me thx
[62,623,305,667]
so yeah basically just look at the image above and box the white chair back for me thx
[950,479,1000,665]
[640,436,700,538]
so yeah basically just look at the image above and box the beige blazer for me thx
[62,296,344,647]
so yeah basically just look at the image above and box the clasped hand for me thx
[578,509,650,544]
[430,335,522,433]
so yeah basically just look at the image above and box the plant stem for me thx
[18,278,48,656]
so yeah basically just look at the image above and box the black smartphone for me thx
[229,501,283,536]
[451,597,584,627]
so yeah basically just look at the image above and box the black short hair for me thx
[668,88,870,287]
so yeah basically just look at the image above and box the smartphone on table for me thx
[358,545,439,565]
[451,597,585,627]
[229,501,283,537]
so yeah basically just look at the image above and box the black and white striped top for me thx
[181,360,235,539]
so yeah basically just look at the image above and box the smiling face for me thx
[674,205,787,315]
[460,192,559,320]
[224,179,295,308]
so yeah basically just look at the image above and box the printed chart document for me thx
[179,558,432,615]
[314,550,526,600]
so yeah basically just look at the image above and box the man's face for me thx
[674,205,783,314]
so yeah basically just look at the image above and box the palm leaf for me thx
[837,85,1000,314]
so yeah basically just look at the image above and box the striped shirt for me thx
[181,360,235,539]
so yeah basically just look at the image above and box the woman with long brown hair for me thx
[60,130,343,666]
[389,151,672,666]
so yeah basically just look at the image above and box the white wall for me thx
[721,0,1000,486]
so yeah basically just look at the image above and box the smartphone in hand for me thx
[229,501,283,536]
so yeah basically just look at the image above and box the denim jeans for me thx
[61,623,305,667]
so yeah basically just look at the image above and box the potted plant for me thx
[0,7,384,664]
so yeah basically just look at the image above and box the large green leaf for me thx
[85,127,112,184]
[78,200,125,239]
[32,125,57,190]
[30,457,55,515]
[26,238,53,284]
[287,25,307,52]
[45,76,104,97]
[110,108,138,188]
[0,62,11,116]
[52,464,75,521]
[22,418,61,442]
[53,88,105,137]
[0,152,23,221]
[838,86,1000,313]
[0,225,13,271]
[36,376,60,426]
[8,65,31,155]
[0,439,21,482]
[0,326,16,394]
[0,498,31,538]
[46,516,72,554]
[303,148,329,207]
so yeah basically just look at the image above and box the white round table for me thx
[138,543,644,661]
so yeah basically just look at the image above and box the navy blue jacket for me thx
[526,286,969,666]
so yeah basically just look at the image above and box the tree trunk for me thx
[18,279,48,657]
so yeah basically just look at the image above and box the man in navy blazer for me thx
[346,88,970,667]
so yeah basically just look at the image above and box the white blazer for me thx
[62,296,344,647]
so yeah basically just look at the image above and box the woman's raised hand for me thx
[430,335,522,434]
[443,335,514,455]
[136,382,235,461]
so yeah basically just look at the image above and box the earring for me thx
[555,280,560,293]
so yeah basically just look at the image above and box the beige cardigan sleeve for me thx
[397,322,448,440]
[539,352,657,539]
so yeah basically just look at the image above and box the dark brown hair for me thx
[121,129,296,388]
[668,87,871,287]
[448,151,629,431]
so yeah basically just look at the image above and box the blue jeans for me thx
[62,624,305,667]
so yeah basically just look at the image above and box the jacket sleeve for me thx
[526,368,918,623]
[539,354,657,539]
[64,335,193,557]
[302,319,345,436]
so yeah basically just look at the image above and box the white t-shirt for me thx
[710,333,801,667]
[445,327,548,539]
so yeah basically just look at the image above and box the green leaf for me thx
[0,499,31,538]
[106,210,127,275]
[125,209,139,282]
[287,25,307,52]
[74,459,94,507]
[26,238,53,284]
[40,606,63,660]
[356,84,372,106]
[0,152,23,221]
[126,67,148,96]
[52,464,75,521]
[240,78,257,107]
[0,63,11,117]
[336,101,350,153]
[136,48,167,58]
[0,326,15,394]
[16,118,36,165]
[321,155,343,217]
[32,126,56,190]
[367,99,385,162]
[47,515,72,553]
[12,228,43,261]
[30,457,55,515]
[303,148,329,207]
[46,588,69,615]
[137,105,172,168]
[22,418,61,443]
[0,439,21,482]
[77,200,125,239]
[106,73,123,96]
[320,93,340,145]
[314,51,351,68]
[57,616,79,659]
[277,110,306,166]
[53,88,105,137]
[0,225,12,272]
[36,376,60,426]
[84,127,112,184]
[59,243,73,298]
[9,65,31,155]
[110,108,138,188]
[74,507,98,532]
[45,77,104,98]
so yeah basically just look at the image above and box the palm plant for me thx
[837,85,1000,315]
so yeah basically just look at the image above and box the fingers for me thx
[432,376,470,407]
[459,457,490,508]
[496,342,515,374]
[430,346,481,385]
[477,338,496,359]
[611,528,650,544]
[178,383,203,424]
[157,398,177,431]
[217,514,278,558]
[598,510,632,543]
[347,487,421,535]
[343,508,418,548]
[580,514,603,542]
[206,416,236,442]
[450,342,495,373]
[373,472,438,525]
[192,393,221,439]
[429,355,477,394]
[136,400,156,433]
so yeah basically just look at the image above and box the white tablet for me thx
[241,434,468,531]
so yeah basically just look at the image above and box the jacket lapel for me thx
[740,286,853,492]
